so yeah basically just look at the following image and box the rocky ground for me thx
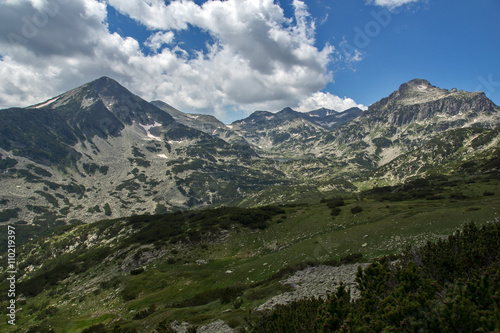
[170,319,234,333]
[255,263,369,312]
[169,263,368,332]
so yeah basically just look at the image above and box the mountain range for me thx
[0,77,499,228]
[1,76,500,332]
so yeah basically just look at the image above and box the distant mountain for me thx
[304,107,363,130]
[260,79,500,184]
[233,106,362,131]
[0,76,175,167]
[228,106,362,156]
[0,77,284,226]
[0,77,499,227]
[150,100,246,143]
[322,79,500,167]
[230,107,329,156]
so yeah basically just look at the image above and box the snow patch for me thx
[337,112,350,118]
[139,122,163,141]
[33,96,59,108]
[318,121,337,127]
[157,154,168,159]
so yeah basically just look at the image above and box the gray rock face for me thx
[320,79,500,172]
[121,246,167,273]
[170,321,192,333]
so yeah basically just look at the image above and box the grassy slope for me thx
[1,175,499,332]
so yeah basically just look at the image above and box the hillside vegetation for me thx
[0,171,499,332]
[253,220,500,332]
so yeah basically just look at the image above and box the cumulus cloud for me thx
[144,31,175,53]
[367,0,421,10]
[298,92,367,112]
[0,0,364,122]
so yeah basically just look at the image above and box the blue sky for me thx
[0,0,499,123]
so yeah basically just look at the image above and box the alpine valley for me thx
[1,77,500,332]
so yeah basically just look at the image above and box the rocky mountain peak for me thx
[84,76,131,97]
[29,76,123,110]
[367,79,498,118]
[402,78,432,89]
[386,78,449,106]
[279,107,295,114]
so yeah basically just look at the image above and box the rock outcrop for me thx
[255,263,369,312]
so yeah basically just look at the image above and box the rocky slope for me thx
[255,263,369,312]
[229,106,362,157]
[369,127,500,182]
[273,79,500,184]
[2,171,499,332]
[329,79,500,163]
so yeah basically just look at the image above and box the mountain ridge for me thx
[0,77,499,227]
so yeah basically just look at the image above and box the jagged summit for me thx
[84,76,131,96]
[367,78,498,120]
[385,78,452,106]
[278,107,295,114]
[308,107,338,117]
[30,76,175,129]
[330,79,500,165]
[30,76,123,109]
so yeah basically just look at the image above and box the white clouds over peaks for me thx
[0,0,363,122]
[298,92,367,113]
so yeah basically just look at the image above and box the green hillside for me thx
[1,171,499,332]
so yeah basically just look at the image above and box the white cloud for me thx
[367,0,420,10]
[0,0,364,122]
[297,92,367,112]
[144,31,175,53]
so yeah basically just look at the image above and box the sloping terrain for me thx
[0,170,499,332]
